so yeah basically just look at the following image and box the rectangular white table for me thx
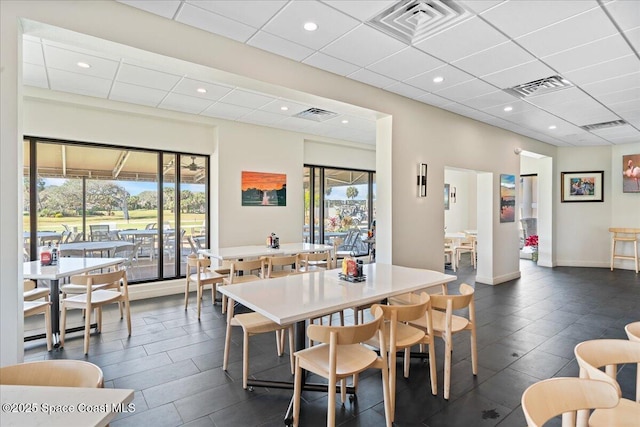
[217,263,455,424]
[0,385,134,427]
[23,257,124,347]
[199,242,334,261]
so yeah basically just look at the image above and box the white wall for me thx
[444,169,477,233]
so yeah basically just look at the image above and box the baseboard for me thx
[128,279,185,301]
[476,270,521,285]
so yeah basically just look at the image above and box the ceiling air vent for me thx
[580,120,627,131]
[505,75,573,98]
[369,0,471,45]
[294,108,338,122]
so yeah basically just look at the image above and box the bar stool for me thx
[608,228,640,273]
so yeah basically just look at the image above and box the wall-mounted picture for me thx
[500,174,515,223]
[444,183,450,210]
[622,154,640,193]
[561,171,604,202]
[241,171,286,206]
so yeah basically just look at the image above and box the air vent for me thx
[505,75,573,98]
[369,0,471,45]
[580,120,627,131]
[293,108,338,122]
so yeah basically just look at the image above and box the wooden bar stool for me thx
[608,228,640,273]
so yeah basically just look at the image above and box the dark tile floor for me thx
[24,258,640,426]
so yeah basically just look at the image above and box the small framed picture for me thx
[561,171,604,203]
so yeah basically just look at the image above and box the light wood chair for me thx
[299,250,331,272]
[609,228,640,273]
[366,292,436,421]
[184,254,225,319]
[410,283,477,400]
[574,339,640,427]
[23,279,52,352]
[292,306,392,427]
[455,234,477,269]
[625,321,640,342]
[263,254,300,278]
[521,377,619,427]
[60,269,131,355]
[0,360,104,387]
[222,259,294,389]
[444,238,456,271]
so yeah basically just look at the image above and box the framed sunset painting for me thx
[241,171,286,206]
[500,174,515,223]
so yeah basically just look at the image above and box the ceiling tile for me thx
[277,116,315,132]
[23,40,44,66]
[383,82,427,99]
[367,47,443,81]
[218,88,275,109]
[322,24,407,67]
[591,123,640,138]
[525,87,590,110]
[47,68,111,98]
[117,0,181,19]
[302,52,360,76]
[324,115,374,131]
[564,55,640,87]
[609,98,640,114]
[414,16,508,63]
[460,90,519,110]
[415,92,454,108]
[110,81,167,107]
[452,41,536,77]
[458,0,504,14]
[582,72,640,97]
[481,60,555,88]
[23,63,48,88]
[433,78,497,102]
[172,78,233,101]
[242,110,286,125]
[158,92,213,114]
[248,31,314,61]
[598,87,640,105]
[603,0,640,31]
[187,0,287,28]
[626,27,640,52]
[262,1,359,50]
[177,3,257,43]
[322,0,397,21]
[347,69,396,89]
[201,102,253,120]
[483,100,537,117]
[516,7,618,57]
[406,65,474,92]
[117,64,182,91]
[43,44,119,80]
[542,34,634,74]
[260,99,311,116]
[481,0,597,39]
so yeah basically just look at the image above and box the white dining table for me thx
[23,257,124,347]
[199,242,334,261]
[60,240,132,257]
[217,263,455,424]
[0,384,134,427]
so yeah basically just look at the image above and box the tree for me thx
[86,181,129,217]
[346,186,359,203]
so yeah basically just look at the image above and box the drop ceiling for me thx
[21,0,640,147]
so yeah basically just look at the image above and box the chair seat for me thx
[23,288,50,301]
[232,312,283,334]
[590,398,640,427]
[267,270,292,278]
[189,270,225,284]
[295,343,378,377]
[63,289,122,307]
[24,301,49,316]
[61,283,111,294]
[411,310,469,333]
[366,321,425,350]
[223,274,261,285]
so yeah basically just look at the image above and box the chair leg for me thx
[184,280,190,310]
[44,305,52,352]
[403,347,410,378]
[59,305,67,348]
[444,337,452,400]
[125,299,132,336]
[327,371,337,427]
[197,285,202,320]
[243,330,250,390]
[222,294,227,314]
[288,327,295,375]
[293,358,302,427]
[211,282,216,306]
[380,361,393,427]
[340,378,346,404]
[470,329,478,376]
[275,330,283,356]
[223,299,233,371]
[428,339,437,396]
[84,307,92,355]
[389,347,397,420]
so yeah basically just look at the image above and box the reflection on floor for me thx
[24,260,640,427]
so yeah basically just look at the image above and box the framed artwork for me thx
[622,154,640,193]
[241,171,286,206]
[500,174,515,223]
[561,171,604,202]
[444,183,450,210]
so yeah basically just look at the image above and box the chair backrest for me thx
[70,269,128,296]
[0,360,104,388]
[372,292,431,323]
[337,228,369,256]
[90,224,110,241]
[228,259,265,282]
[263,254,299,277]
[626,322,640,342]
[72,231,85,242]
[430,283,475,312]
[574,339,640,400]
[521,377,619,427]
[307,306,384,346]
[301,251,331,269]
[187,254,211,272]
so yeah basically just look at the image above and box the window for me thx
[23,137,209,283]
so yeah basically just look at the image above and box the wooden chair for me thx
[292,306,392,427]
[60,269,131,355]
[263,254,300,278]
[455,234,477,269]
[409,283,477,400]
[609,228,640,273]
[0,360,104,388]
[366,292,435,421]
[574,339,640,427]
[184,254,225,319]
[299,250,331,272]
[444,238,456,271]
[222,259,294,389]
[625,321,640,342]
[23,279,52,351]
[521,377,619,427]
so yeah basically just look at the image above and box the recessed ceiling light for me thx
[503,106,513,112]
[280,106,289,111]
[196,88,207,94]
[433,76,444,83]
[303,22,318,31]
[341,120,349,124]
[76,62,91,69]
[548,125,557,130]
